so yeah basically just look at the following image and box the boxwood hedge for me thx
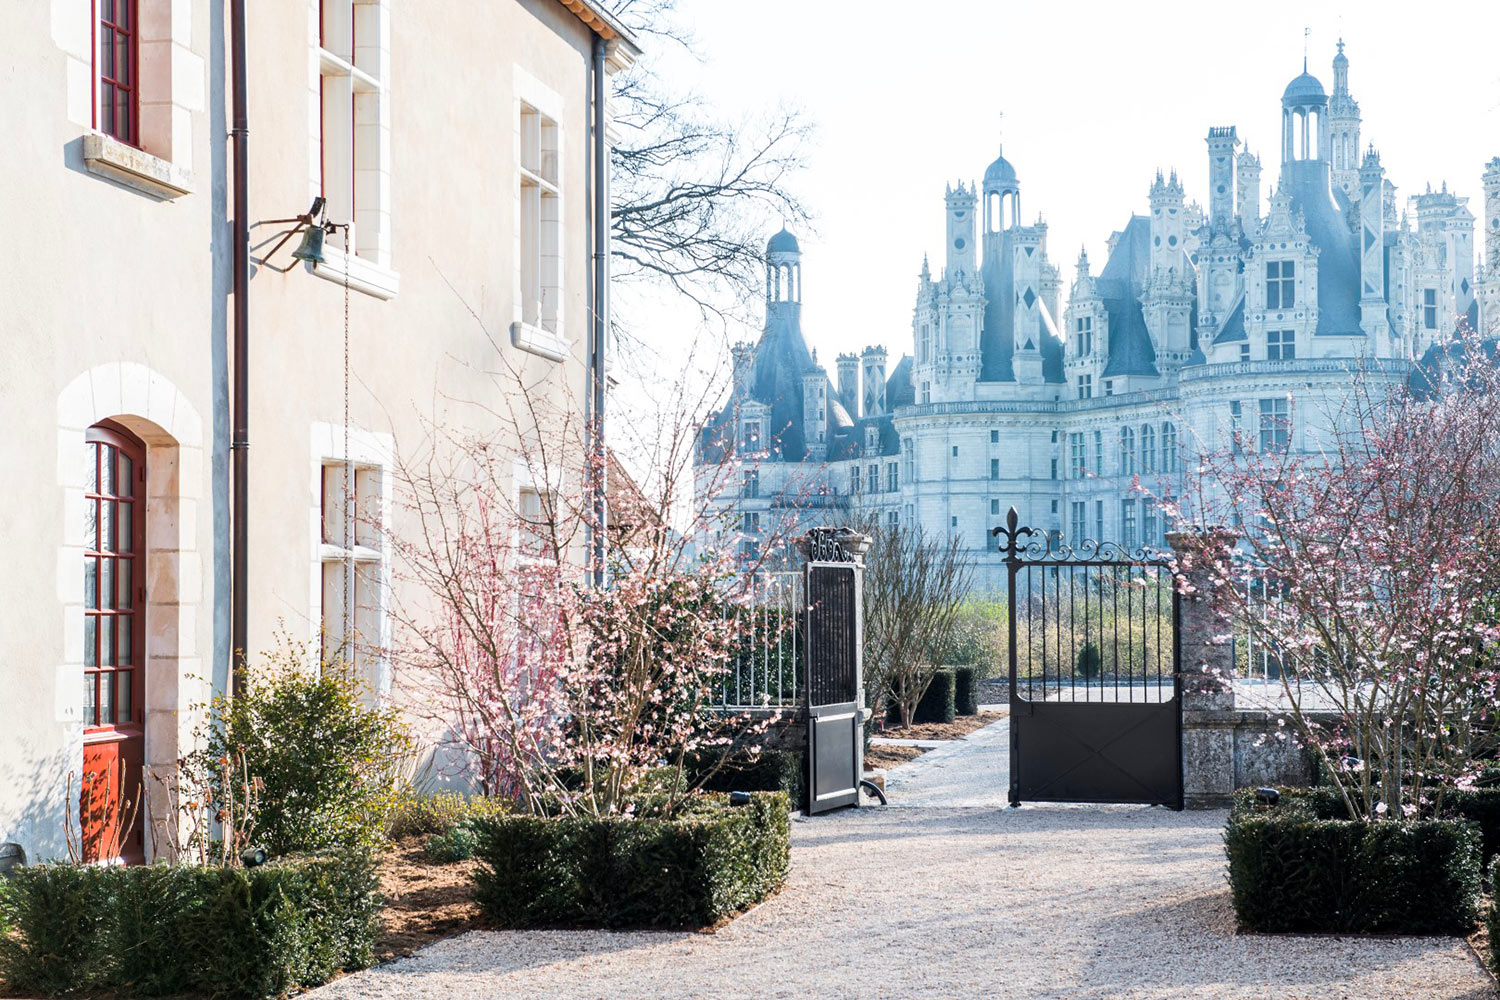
[1488,856,1500,976]
[689,749,805,813]
[954,666,980,716]
[1233,785,1500,864]
[1226,789,1481,934]
[0,852,379,999]
[472,791,790,929]
[888,669,957,726]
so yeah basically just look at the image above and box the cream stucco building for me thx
[0,0,636,865]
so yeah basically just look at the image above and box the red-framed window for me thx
[95,0,140,145]
[84,423,146,733]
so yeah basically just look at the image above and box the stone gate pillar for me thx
[1167,529,1239,808]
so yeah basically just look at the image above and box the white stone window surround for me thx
[54,0,202,199]
[308,422,394,699]
[511,66,569,362]
[307,0,398,299]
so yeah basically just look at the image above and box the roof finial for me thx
[997,110,1005,158]
[1303,26,1310,71]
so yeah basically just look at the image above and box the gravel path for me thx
[314,720,1494,999]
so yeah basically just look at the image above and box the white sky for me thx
[652,0,1500,366]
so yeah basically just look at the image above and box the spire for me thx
[1332,37,1350,96]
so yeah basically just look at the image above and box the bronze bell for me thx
[291,224,326,265]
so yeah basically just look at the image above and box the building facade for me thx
[703,45,1500,590]
[1,0,635,864]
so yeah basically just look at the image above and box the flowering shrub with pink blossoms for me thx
[393,418,785,819]
[1172,329,1500,821]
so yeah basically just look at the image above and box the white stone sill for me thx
[311,247,400,300]
[82,133,192,200]
[510,321,571,362]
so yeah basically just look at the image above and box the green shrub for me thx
[388,789,510,839]
[192,642,413,857]
[688,749,804,813]
[916,668,956,724]
[1077,642,1102,679]
[954,665,979,716]
[1443,788,1500,865]
[472,791,790,929]
[0,879,12,937]
[1489,856,1500,977]
[0,852,379,999]
[423,824,480,864]
[931,599,1004,677]
[1224,806,1480,934]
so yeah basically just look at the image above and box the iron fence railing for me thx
[717,571,803,710]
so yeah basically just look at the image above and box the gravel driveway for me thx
[312,720,1495,999]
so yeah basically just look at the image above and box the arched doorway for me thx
[81,421,147,863]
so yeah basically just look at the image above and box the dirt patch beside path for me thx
[864,744,926,770]
[375,837,485,962]
[874,709,1006,742]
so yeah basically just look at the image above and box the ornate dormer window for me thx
[741,419,761,453]
[864,426,879,454]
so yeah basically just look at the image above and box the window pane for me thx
[101,446,116,495]
[118,558,133,611]
[85,557,99,609]
[85,615,98,666]
[322,465,345,545]
[118,501,133,553]
[101,616,115,666]
[86,498,99,551]
[116,451,134,498]
[116,36,131,86]
[118,613,132,666]
[100,670,115,725]
[116,92,131,140]
[87,445,99,494]
[100,558,115,611]
[355,467,380,546]
[118,669,133,724]
[85,672,98,726]
[322,560,346,664]
[102,0,115,22]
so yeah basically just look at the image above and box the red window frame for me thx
[94,0,140,146]
[84,423,147,735]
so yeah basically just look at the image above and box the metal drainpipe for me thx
[229,0,249,693]
[590,33,609,588]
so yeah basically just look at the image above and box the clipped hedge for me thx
[473,791,790,929]
[1225,797,1480,934]
[954,666,979,716]
[689,749,805,813]
[1235,785,1500,865]
[915,668,956,724]
[0,852,379,999]
[1489,856,1500,977]
[889,669,957,726]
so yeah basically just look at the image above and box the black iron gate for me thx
[993,508,1183,809]
[803,529,865,815]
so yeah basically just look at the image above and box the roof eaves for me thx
[554,0,643,58]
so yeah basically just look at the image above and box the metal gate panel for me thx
[804,538,863,815]
[994,507,1183,809]
[1013,702,1180,806]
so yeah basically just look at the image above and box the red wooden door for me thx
[82,422,147,863]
